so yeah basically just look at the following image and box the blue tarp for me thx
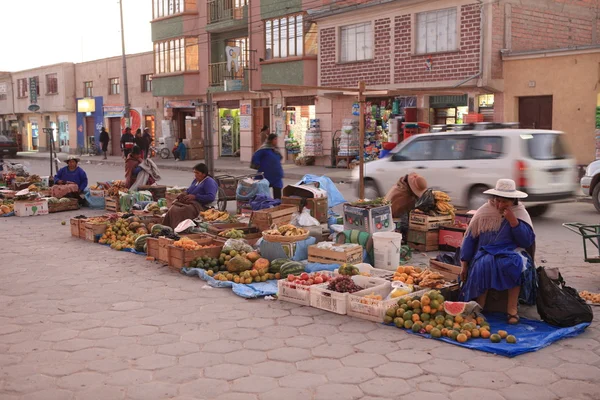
[182,268,278,299]
[390,312,590,358]
[296,175,346,209]
[304,263,339,273]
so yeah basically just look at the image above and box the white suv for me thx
[356,129,577,217]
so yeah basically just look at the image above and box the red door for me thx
[109,117,122,156]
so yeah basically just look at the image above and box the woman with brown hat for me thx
[384,173,428,239]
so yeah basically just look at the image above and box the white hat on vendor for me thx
[484,179,528,199]
[65,155,81,163]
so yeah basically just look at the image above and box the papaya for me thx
[253,258,270,271]
[226,255,253,273]
[129,222,142,231]
[246,252,260,263]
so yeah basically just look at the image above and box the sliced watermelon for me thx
[443,301,468,316]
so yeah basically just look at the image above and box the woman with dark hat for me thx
[54,155,88,192]
[124,146,144,188]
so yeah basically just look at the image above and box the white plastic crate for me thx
[310,275,389,315]
[277,271,334,307]
[348,288,427,323]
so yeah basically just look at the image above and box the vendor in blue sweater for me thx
[54,156,88,192]
[251,133,284,199]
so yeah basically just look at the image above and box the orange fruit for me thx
[456,333,468,343]
[476,316,485,325]
[453,323,461,330]
[480,329,491,339]
[421,295,431,306]
[498,330,508,339]
[471,329,480,338]
[422,305,431,314]
[441,328,449,336]
[425,324,434,333]
[412,314,421,322]
[454,315,464,324]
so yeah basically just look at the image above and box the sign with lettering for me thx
[29,77,37,104]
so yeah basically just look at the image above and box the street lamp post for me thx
[119,0,131,125]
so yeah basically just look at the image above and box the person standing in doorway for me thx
[251,133,284,199]
[260,125,269,144]
[99,127,110,160]
[142,127,152,159]
[120,127,135,159]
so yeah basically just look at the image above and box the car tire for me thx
[527,204,551,218]
[468,185,489,210]
[363,180,381,200]
[592,184,600,213]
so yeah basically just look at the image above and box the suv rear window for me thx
[525,133,569,160]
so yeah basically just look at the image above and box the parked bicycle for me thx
[149,144,171,159]
[78,143,99,157]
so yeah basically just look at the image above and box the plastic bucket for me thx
[373,232,402,271]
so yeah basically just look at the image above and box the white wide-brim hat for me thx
[484,179,528,199]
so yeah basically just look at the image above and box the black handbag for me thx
[536,266,593,327]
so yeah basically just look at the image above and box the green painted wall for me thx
[152,76,185,97]
[151,17,184,42]
[210,29,248,63]
[261,0,302,20]
[261,61,304,86]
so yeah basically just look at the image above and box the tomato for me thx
[287,274,295,282]
[322,275,330,282]
[306,279,314,286]
[300,272,309,281]
[314,276,324,284]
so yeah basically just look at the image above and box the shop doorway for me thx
[174,108,195,140]
[30,121,39,151]
[85,116,96,150]
[253,100,270,151]
[519,96,552,130]
[144,115,156,146]
[109,117,122,156]
[218,100,240,157]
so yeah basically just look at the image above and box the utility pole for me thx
[358,81,366,200]
[119,0,131,125]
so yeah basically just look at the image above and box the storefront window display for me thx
[285,105,316,157]
[31,121,39,151]
[58,117,69,148]
[219,108,240,157]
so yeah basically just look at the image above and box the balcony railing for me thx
[207,0,247,24]
[209,62,246,89]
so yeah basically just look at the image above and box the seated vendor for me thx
[162,163,218,229]
[125,146,144,188]
[384,173,427,237]
[54,156,88,192]
[459,179,536,325]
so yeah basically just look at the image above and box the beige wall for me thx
[11,63,76,114]
[0,73,14,116]
[503,51,600,165]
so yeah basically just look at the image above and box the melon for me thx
[443,301,467,316]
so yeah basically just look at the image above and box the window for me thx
[340,22,373,63]
[467,136,504,159]
[265,14,305,60]
[17,78,27,98]
[525,134,569,160]
[46,73,58,94]
[393,139,435,161]
[153,0,189,19]
[109,78,120,95]
[416,8,458,54]
[141,74,153,92]
[434,137,468,160]
[84,81,93,97]
[0,94,6,101]
[153,38,198,74]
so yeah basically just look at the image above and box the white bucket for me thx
[373,232,402,271]
[41,176,50,187]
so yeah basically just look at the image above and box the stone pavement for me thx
[1,210,599,400]
[14,152,355,184]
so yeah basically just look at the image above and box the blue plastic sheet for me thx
[182,268,278,299]
[304,263,339,273]
[1,211,15,217]
[296,175,346,209]
[84,188,105,209]
[390,312,590,358]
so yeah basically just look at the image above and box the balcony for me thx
[206,0,248,33]
[208,62,248,92]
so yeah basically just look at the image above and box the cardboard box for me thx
[14,199,48,217]
[282,184,329,223]
[409,212,453,231]
[343,204,393,234]
[438,226,466,252]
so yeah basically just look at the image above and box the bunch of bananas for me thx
[264,224,308,237]
[200,209,230,222]
[433,191,455,216]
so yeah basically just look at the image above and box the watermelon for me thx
[280,261,305,276]
[443,301,468,316]
[269,258,291,274]
[135,234,152,252]
[151,224,172,236]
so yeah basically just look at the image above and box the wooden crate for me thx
[429,259,461,281]
[308,244,363,265]
[168,240,223,270]
[105,196,120,212]
[409,212,453,232]
[78,220,88,239]
[158,234,210,265]
[407,229,439,252]
[70,218,82,238]
[146,237,159,259]
[84,222,108,242]
[48,198,79,213]
[250,204,298,232]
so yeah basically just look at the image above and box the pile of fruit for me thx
[360,293,383,303]
[434,191,455,216]
[392,266,447,288]
[211,254,280,283]
[286,272,330,286]
[173,237,215,251]
[0,200,14,215]
[350,198,390,208]
[392,266,422,284]
[327,276,363,293]
[264,224,308,237]
[218,228,245,239]
[200,209,231,222]
[107,182,127,196]
[385,291,518,344]
[189,256,223,272]
[580,290,600,304]
[86,216,109,225]
[146,203,161,214]
[99,217,150,251]
[338,264,360,276]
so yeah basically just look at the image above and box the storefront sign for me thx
[29,78,38,104]
[165,100,194,109]
[240,103,251,116]
[103,105,124,117]
[78,98,96,113]
[224,79,243,92]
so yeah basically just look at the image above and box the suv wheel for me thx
[363,180,381,200]
[592,185,600,213]
[527,204,551,218]
[468,185,489,210]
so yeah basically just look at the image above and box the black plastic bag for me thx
[536,266,593,327]
[415,188,436,214]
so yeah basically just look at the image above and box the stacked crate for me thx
[407,212,454,252]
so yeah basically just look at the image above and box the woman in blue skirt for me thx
[459,179,537,324]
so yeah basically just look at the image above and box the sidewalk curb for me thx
[15,154,354,185]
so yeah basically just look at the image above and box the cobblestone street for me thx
[1,202,599,400]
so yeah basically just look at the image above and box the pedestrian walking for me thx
[251,133,283,199]
[120,127,135,159]
[142,127,152,159]
[99,127,110,160]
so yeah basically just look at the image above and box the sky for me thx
[0,0,152,72]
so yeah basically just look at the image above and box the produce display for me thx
[145,203,161,214]
[269,258,290,274]
[286,271,330,286]
[107,182,128,196]
[264,224,308,237]
[189,256,223,272]
[350,197,390,208]
[211,253,280,283]
[326,276,363,293]
[279,261,306,277]
[219,229,245,239]
[28,184,40,192]
[201,209,232,222]
[173,237,214,251]
[434,191,455,216]
[580,290,600,304]
[392,266,447,288]
[338,263,360,276]
[360,293,383,303]
[385,291,518,344]
[0,200,14,214]
[99,217,151,250]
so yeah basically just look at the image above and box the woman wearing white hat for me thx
[459,179,536,324]
[54,156,88,193]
